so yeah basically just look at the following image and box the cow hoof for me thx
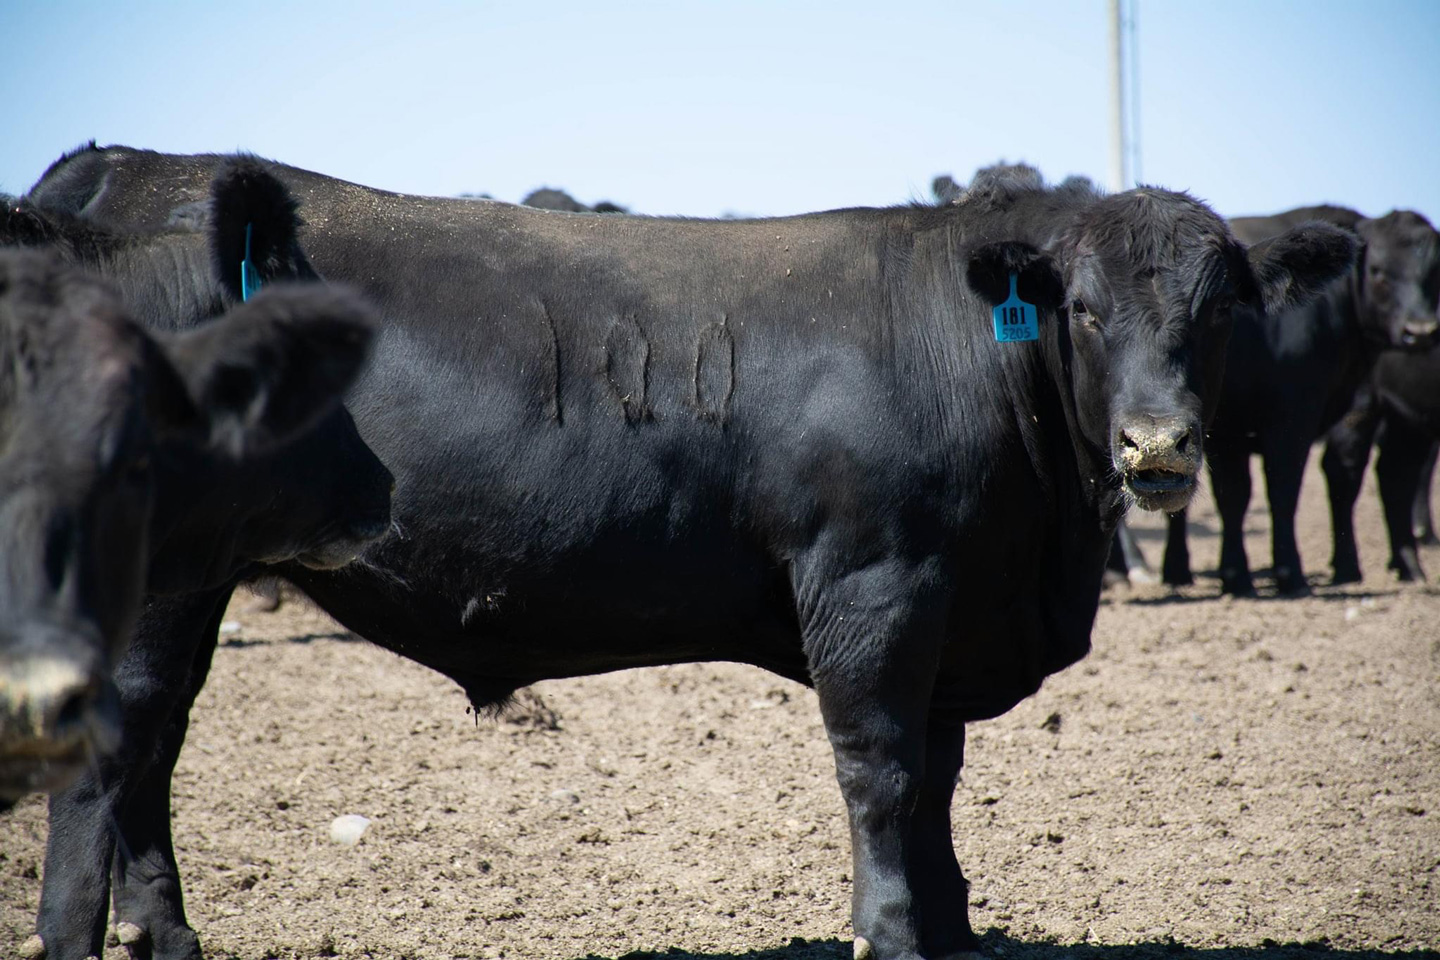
[1274,571,1310,596]
[19,934,45,959]
[1127,566,1159,586]
[1330,566,1362,586]
[116,921,147,948]
[1161,567,1193,587]
[1220,577,1255,597]
[854,936,874,960]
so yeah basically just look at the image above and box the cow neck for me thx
[1033,289,1125,528]
[100,236,224,334]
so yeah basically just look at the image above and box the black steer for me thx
[1154,206,1429,594]
[521,186,629,214]
[1324,336,1440,583]
[25,150,1352,960]
[0,165,392,812]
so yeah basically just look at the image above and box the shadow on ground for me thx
[569,933,1439,960]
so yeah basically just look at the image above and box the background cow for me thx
[1155,206,1435,594]
[22,150,1352,960]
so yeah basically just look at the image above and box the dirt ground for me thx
[3,456,1438,960]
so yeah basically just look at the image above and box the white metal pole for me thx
[1109,0,1126,192]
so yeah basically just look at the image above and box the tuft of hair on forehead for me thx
[1067,188,1230,272]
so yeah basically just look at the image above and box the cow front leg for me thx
[1161,508,1192,586]
[1208,446,1255,595]
[1261,441,1311,595]
[35,590,228,960]
[1322,394,1379,585]
[909,718,979,958]
[801,559,951,960]
[107,610,226,960]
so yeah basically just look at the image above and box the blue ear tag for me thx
[239,222,262,302]
[991,273,1038,342]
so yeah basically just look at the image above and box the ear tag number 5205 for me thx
[992,272,1038,343]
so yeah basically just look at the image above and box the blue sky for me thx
[3,1,1437,221]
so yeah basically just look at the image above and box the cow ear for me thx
[966,241,1064,311]
[209,159,316,302]
[151,284,378,458]
[1243,221,1358,314]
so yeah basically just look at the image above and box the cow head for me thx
[0,252,379,804]
[1355,210,1440,350]
[966,182,1356,515]
[1059,191,1355,512]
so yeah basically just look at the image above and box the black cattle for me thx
[0,166,391,810]
[24,149,1352,960]
[521,186,629,213]
[1154,206,1433,594]
[1324,333,1440,581]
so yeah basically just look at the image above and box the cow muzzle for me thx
[0,647,120,802]
[1399,317,1439,349]
[1114,416,1201,513]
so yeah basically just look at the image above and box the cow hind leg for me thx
[799,555,952,960]
[909,719,980,959]
[1377,419,1431,582]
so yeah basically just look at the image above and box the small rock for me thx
[18,934,45,959]
[854,936,874,960]
[329,814,371,846]
[219,620,242,634]
[548,789,580,804]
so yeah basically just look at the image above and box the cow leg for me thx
[35,590,229,960]
[801,560,950,960]
[1161,508,1192,586]
[107,601,228,960]
[1377,418,1431,582]
[1321,408,1378,585]
[1413,442,1439,545]
[1114,520,1155,584]
[1261,440,1311,595]
[908,718,977,958]
[1208,446,1255,596]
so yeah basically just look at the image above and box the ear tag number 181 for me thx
[992,272,1038,343]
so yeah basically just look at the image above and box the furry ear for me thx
[965,241,1064,311]
[1244,221,1358,314]
[152,283,378,458]
[209,159,315,303]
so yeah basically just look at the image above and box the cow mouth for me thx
[0,748,88,801]
[1123,467,1197,512]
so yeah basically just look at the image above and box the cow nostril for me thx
[1119,430,1139,450]
[50,685,94,736]
[1175,431,1190,455]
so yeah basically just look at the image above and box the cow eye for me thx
[1071,300,1090,317]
